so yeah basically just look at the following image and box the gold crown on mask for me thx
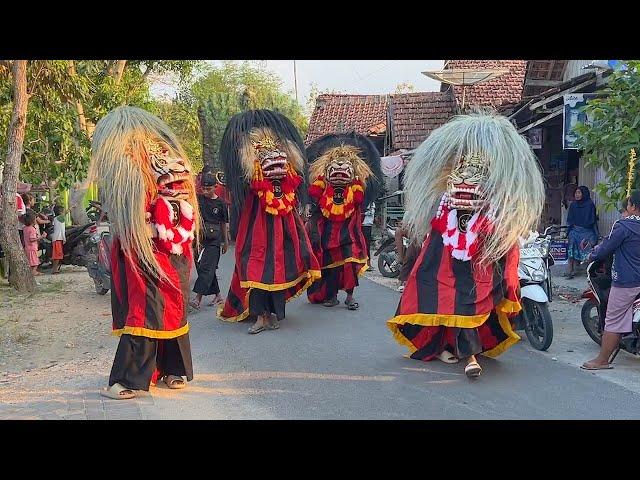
[144,137,168,158]
[449,151,490,178]
[251,135,280,153]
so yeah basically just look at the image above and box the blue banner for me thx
[563,93,598,150]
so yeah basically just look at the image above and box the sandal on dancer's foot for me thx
[248,323,267,334]
[581,361,614,370]
[208,297,225,307]
[437,350,459,364]
[189,300,200,310]
[344,299,359,310]
[323,298,339,307]
[266,314,280,330]
[100,383,136,400]
[465,361,483,378]
[163,375,186,389]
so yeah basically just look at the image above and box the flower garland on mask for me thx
[309,176,364,221]
[251,161,301,216]
[430,194,495,261]
[148,196,195,255]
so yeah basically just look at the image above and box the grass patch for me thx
[13,331,33,345]
[38,280,69,294]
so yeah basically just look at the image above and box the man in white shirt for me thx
[362,202,375,269]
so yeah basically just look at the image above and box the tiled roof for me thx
[442,60,527,108]
[305,94,389,145]
[389,91,457,150]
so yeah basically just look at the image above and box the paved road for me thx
[147,248,640,419]
[3,246,640,419]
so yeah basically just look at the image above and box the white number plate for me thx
[520,247,541,259]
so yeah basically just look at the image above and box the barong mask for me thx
[307,134,383,222]
[308,145,370,221]
[402,111,545,266]
[220,110,309,237]
[244,129,303,216]
[324,146,358,186]
[446,152,490,212]
[145,138,192,200]
[252,135,290,180]
[89,106,199,281]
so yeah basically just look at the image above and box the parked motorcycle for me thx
[581,257,640,359]
[375,223,408,278]
[86,228,112,295]
[39,222,96,269]
[513,226,556,351]
[86,200,107,223]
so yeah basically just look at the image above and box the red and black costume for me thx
[218,110,320,323]
[304,133,382,305]
[387,196,522,361]
[90,109,200,396]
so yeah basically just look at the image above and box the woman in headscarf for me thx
[566,185,599,278]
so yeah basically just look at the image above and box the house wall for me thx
[563,60,597,81]
[534,121,565,227]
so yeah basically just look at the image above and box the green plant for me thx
[574,61,640,210]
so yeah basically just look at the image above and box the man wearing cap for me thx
[191,173,229,309]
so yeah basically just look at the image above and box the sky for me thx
[151,60,446,106]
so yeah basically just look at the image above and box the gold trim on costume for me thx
[217,270,321,323]
[321,257,369,273]
[386,298,522,358]
[112,323,190,339]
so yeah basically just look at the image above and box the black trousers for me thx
[193,243,221,296]
[362,225,372,260]
[452,328,483,358]
[323,267,355,299]
[108,333,193,391]
[249,289,286,320]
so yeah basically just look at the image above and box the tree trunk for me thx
[67,61,95,224]
[0,60,36,293]
[198,105,215,171]
[114,60,127,86]
[69,179,91,225]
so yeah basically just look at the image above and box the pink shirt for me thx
[23,225,39,252]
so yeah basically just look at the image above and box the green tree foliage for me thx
[152,96,203,172]
[188,61,309,171]
[0,60,199,195]
[574,61,640,210]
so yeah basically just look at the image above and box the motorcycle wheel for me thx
[377,245,400,278]
[93,277,109,295]
[523,299,554,351]
[581,299,602,346]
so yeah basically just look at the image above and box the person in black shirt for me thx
[190,173,229,309]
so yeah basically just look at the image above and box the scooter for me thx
[581,257,640,359]
[513,226,556,351]
[86,228,112,295]
[375,223,408,278]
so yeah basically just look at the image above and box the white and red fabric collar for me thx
[430,194,495,261]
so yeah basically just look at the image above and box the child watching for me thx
[23,210,46,276]
[51,205,66,274]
